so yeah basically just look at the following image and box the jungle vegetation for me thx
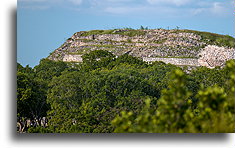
[17,50,235,133]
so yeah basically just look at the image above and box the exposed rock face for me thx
[198,45,235,68]
[47,29,235,68]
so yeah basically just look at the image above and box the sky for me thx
[17,0,234,67]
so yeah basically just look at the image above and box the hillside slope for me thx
[48,29,235,68]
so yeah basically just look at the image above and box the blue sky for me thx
[17,0,234,67]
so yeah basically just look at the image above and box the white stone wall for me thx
[143,57,200,66]
[142,45,235,68]
[63,55,83,62]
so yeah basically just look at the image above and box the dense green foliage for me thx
[17,50,235,133]
[17,64,49,119]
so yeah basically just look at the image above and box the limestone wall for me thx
[61,54,200,66]
[143,57,200,66]
[63,54,82,62]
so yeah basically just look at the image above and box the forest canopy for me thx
[17,50,235,133]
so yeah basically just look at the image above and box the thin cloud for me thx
[18,0,47,2]
[211,2,226,15]
[20,5,50,10]
[18,0,83,10]
[103,5,190,19]
[145,0,232,17]
[104,6,146,14]
[18,0,233,18]
[68,0,83,5]
[146,0,192,6]
[106,0,133,2]
[191,1,232,17]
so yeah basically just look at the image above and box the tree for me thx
[17,71,34,118]
[108,54,147,69]
[193,86,234,133]
[46,71,82,132]
[34,58,68,82]
[19,54,234,133]
[112,69,194,133]
[17,67,49,120]
[140,25,148,30]
[112,65,235,133]
[82,50,115,71]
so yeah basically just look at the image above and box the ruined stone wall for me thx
[63,54,82,62]
[143,57,200,66]
[61,54,201,66]
[48,29,235,68]
[48,29,204,62]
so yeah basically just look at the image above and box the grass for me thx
[80,29,146,37]
[153,38,167,44]
[116,29,146,37]
[80,30,115,36]
[187,46,203,51]
[67,47,91,55]
[91,44,116,48]
[75,39,94,43]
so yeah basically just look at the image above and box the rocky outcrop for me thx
[198,45,235,68]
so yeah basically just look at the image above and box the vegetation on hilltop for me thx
[17,50,235,133]
[80,28,146,37]
[173,29,235,48]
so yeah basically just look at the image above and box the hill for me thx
[47,28,235,68]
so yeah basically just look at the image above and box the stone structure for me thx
[47,29,235,68]
[17,117,48,133]
[143,57,200,66]
[63,54,82,62]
